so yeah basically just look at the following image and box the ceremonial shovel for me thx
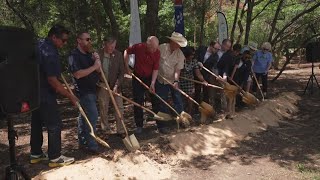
[97,83,172,121]
[100,68,140,151]
[159,75,215,124]
[228,78,259,105]
[131,73,192,129]
[61,75,110,148]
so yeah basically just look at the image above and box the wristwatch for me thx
[173,80,179,83]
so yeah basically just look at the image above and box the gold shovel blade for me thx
[155,112,173,121]
[122,134,140,152]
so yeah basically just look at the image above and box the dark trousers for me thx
[132,77,163,128]
[31,101,61,160]
[252,72,268,92]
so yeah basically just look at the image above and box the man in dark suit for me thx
[195,41,221,109]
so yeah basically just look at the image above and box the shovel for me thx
[251,68,265,101]
[228,78,259,105]
[131,73,192,129]
[197,62,239,96]
[159,75,215,124]
[179,76,223,90]
[100,68,140,151]
[97,83,172,121]
[61,75,110,148]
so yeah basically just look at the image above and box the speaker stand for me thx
[303,62,320,95]
[5,115,30,180]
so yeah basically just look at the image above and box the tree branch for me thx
[251,0,277,22]
[272,33,320,82]
[271,1,320,45]
[268,0,285,43]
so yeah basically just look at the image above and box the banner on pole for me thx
[217,11,228,44]
[129,0,141,68]
[174,0,184,35]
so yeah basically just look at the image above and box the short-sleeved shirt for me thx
[37,38,61,103]
[180,59,199,95]
[158,43,185,84]
[126,43,160,78]
[252,50,273,73]
[68,48,99,96]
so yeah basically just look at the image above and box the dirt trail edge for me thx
[32,92,300,180]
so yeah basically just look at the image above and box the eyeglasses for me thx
[81,38,92,42]
[263,48,269,51]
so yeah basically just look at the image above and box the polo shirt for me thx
[126,43,160,78]
[37,38,61,103]
[68,48,99,96]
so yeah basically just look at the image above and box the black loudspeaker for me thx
[0,26,39,114]
[306,42,320,62]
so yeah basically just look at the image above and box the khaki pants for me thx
[97,84,124,133]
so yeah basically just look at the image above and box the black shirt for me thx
[68,48,99,96]
[217,50,234,77]
[37,38,61,103]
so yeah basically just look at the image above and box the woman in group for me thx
[252,42,273,98]
[179,46,207,115]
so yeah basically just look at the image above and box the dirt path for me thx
[1,64,320,179]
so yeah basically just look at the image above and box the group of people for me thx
[30,24,273,168]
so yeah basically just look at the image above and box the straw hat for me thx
[167,32,187,47]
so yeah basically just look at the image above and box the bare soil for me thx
[1,62,320,180]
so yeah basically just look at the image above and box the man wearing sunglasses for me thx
[30,24,78,167]
[68,31,101,153]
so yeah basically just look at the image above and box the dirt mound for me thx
[34,154,173,180]
[169,92,300,160]
[32,92,301,179]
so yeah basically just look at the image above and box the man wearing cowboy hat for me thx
[155,32,187,133]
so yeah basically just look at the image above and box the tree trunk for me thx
[244,0,254,45]
[268,0,284,43]
[230,0,240,43]
[145,0,160,38]
[236,1,247,44]
[101,0,120,39]
[199,0,207,46]
[90,0,103,45]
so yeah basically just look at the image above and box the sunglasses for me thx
[81,38,92,42]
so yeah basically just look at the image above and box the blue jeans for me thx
[31,101,61,160]
[78,93,98,150]
[155,81,184,115]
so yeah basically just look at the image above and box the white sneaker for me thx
[48,155,75,167]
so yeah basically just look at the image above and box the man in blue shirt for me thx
[252,42,273,98]
[30,25,78,167]
[68,31,101,153]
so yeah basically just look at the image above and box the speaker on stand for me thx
[0,26,39,180]
[303,41,320,95]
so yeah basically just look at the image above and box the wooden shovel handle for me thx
[61,75,110,148]
[97,83,157,116]
[159,75,200,106]
[251,69,265,100]
[227,77,246,94]
[131,73,180,117]
[179,76,223,90]
[100,68,129,136]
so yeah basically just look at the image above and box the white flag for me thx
[129,0,142,68]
